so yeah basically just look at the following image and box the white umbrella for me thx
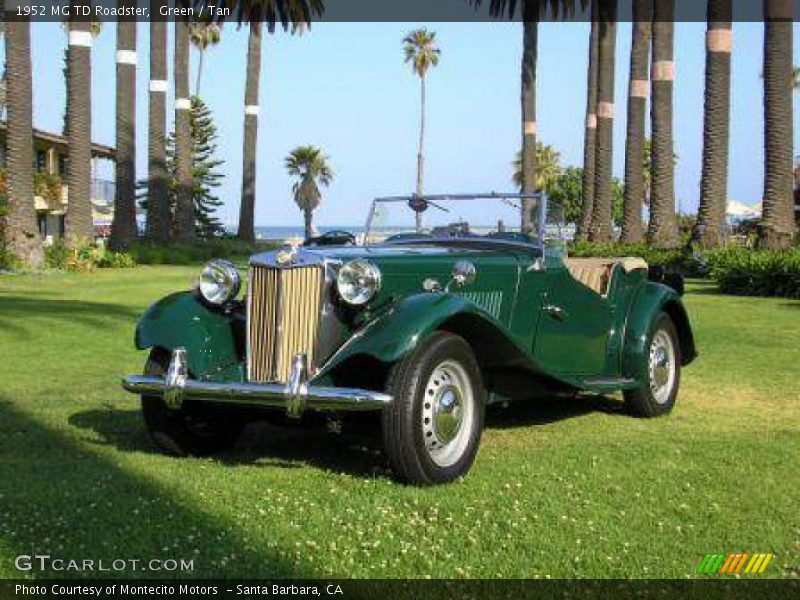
[726,200,760,219]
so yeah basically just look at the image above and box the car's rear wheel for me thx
[382,332,485,485]
[141,348,245,456]
[624,313,682,417]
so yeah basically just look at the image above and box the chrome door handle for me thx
[544,304,567,320]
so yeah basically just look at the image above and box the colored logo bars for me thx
[696,553,774,575]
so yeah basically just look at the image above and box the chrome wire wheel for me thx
[649,329,676,405]
[421,359,475,467]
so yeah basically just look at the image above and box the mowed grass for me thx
[0,268,797,579]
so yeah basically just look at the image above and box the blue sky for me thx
[13,20,800,227]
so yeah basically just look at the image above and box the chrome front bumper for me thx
[122,347,392,418]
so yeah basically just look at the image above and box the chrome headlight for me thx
[198,259,241,306]
[337,259,381,305]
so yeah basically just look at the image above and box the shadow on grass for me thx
[0,295,141,335]
[70,392,625,480]
[0,398,306,579]
[69,407,390,479]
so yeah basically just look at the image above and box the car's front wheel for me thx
[141,348,245,456]
[382,332,485,485]
[624,312,682,417]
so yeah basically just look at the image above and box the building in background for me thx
[0,121,115,243]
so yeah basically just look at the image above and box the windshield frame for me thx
[363,192,547,250]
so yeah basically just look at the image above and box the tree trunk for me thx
[174,17,195,242]
[576,2,599,242]
[415,75,426,232]
[520,10,539,237]
[146,7,169,243]
[758,0,795,249]
[647,1,679,248]
[3,17,43,268]
[304,208,313,241]
[195,51,204,97]
[109,7,137,251]
[588,0,617,243]
[238,22,262,243]
[621,0,652,244]
[694,0,732,249]
[65,11,94,242]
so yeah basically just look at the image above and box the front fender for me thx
[622,282,697,380]
[135,291,242,379]
[316,293,525,379]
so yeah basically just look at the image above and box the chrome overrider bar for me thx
[121,347,393,418]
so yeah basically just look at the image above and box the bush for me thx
[129,238,276,265]
[44,239,136,272]
[568,241,696,274]
[704,247,800,298]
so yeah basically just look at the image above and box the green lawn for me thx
[0,267,797,579]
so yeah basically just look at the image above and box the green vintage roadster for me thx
[123,193,696,485]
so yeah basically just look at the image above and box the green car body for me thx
[133,243,695,398]
[124,193,696,484]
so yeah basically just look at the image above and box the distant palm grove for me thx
[0,0,797,270]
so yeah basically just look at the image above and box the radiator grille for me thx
[248,265,324,382]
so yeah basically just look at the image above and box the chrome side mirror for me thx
[451,260,477,287]
[527,256,546,272]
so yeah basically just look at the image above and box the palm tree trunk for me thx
[758,0,795,249]
[65,15,94,242]
[238,22,262,243]
[520,9,539,236]
[195,51,204,97]
[146,8,169,243]
[304,208,313,241]
[588,0,617,243]
[109,8,137,251]
[694,0,732,249]
[174,17,195,242]
[3,18,43,268]
[647,0,679,248]
[621,0,652,244]
[576,3,599,242]
[415,74,426,232]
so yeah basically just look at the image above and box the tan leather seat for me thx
[563,257,648,295]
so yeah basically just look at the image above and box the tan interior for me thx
[563,257,649,295]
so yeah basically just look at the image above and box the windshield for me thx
[364,194,545,246]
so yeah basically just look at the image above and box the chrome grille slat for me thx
[248,265,324,383]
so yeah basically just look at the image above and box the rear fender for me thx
[134,292,243,379]
[622,283,697,381]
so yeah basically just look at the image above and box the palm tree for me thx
[233,0,326,243]
[620,0,652,244]
[174,17,195,242]
[109,7,137,251]
[692,0,732,249]
[576,1,599,242]
[588,0,617,243]
[237,22,262,243]
[65,17,94,241]
[512,143,562,192]
[285,146,333,240]
[471,1,587,236]
[403,28,441,232]
[647,0,679,248]
[758,0,795,249]
[3,18,43,267]
[189,20,222,96]
[146,4,169,242]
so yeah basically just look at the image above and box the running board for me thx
[580,377,640,393]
